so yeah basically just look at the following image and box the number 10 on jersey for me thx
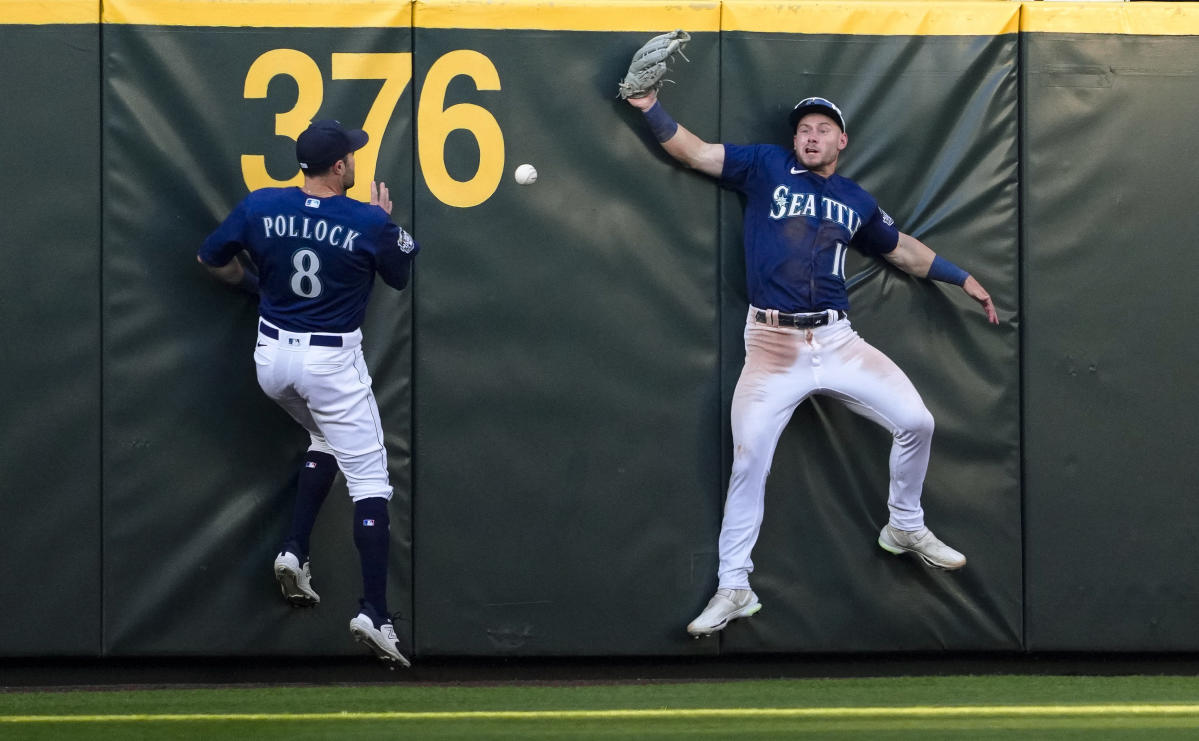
[831,242,848,280]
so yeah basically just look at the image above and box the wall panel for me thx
[714,2,1022,654]
[1022,4,1199,651]
[411,0,726,656]
[100,0,415,655]
[0,9,103,656]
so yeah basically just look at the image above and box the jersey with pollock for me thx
[720,144,899,313]
[199,187,419,332]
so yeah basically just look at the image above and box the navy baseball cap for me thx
[788,97,846,133]
[296,119,369,171]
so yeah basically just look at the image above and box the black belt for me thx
[258,322,343,347]
[753,309,846,329]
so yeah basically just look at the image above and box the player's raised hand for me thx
[963,275,999,324]
[371,181,392,215]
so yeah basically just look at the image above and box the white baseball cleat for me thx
[349,602,412,668]
[686,588,762,636]
[877,524,966,570]
[273,551,320,606]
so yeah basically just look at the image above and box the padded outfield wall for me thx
[0,0,1195,659]
[0,0,102,657]
[1020,3,1199,652]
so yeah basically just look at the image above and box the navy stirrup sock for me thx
[284,450,338,559]
[353,496,391,618]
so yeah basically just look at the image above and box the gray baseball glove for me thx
[617,30,691,100]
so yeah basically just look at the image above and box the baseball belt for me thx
[752,308,847,329]
[258,321,344,347]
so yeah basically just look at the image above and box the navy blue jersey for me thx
[720,144,899,313]
[199,187,418,333]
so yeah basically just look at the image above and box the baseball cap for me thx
[296,119,369,171]
[788,97,846,133]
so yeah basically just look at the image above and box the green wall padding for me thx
[100,24,415,655]
[1023,32,1199,651]
[0,23,103,656]
[6,4,1195,660]
[412,29,725,656]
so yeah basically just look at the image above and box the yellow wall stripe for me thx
[0,0,99,24]
[1023,2,1199,35]
[722,1,1019,36]
[101,0,411,27]
[5,704,1199,723]
[412,0,721,33]
[5,0,1196,35]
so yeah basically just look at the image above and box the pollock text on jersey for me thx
[262,215,361,252]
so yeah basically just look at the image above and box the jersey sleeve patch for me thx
[397,228,416,254]
[852,205,901,255]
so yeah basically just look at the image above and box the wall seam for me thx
[407,17,419,659]
[97,0,108,660]
[1016,5,1029,655]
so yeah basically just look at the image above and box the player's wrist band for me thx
[926,255,969,286]
[642,101,679,143]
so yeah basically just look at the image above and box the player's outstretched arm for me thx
[627,91,724,178]
[885,232,998,324]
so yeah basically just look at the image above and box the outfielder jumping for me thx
[198,119,419,666]
[621,36,999,637]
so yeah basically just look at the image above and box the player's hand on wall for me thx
[371,181,392,215]
[963,275,999,325]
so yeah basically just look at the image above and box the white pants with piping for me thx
[253,318,392,502]
[718,309,933,589]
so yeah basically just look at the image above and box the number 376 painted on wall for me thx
[242,49,503,208]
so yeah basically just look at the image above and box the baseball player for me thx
[626,90,999,637]
[197,119,419,666]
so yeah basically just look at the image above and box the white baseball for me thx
[514,163,538,185]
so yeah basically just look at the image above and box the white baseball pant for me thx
[717,308,933,589]
[253,318,393,502]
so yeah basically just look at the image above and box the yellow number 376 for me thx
[241,49,504,209]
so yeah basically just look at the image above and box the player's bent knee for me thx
[896,407,935,441]
[332,446,391,498]
[916,407,935,436]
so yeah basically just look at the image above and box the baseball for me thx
[514,163,538,185]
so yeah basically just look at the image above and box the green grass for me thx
[4,675,1199,739]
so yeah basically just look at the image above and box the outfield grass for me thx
[3,674,1199,739]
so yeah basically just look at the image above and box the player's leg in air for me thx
[819,329,965,570]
